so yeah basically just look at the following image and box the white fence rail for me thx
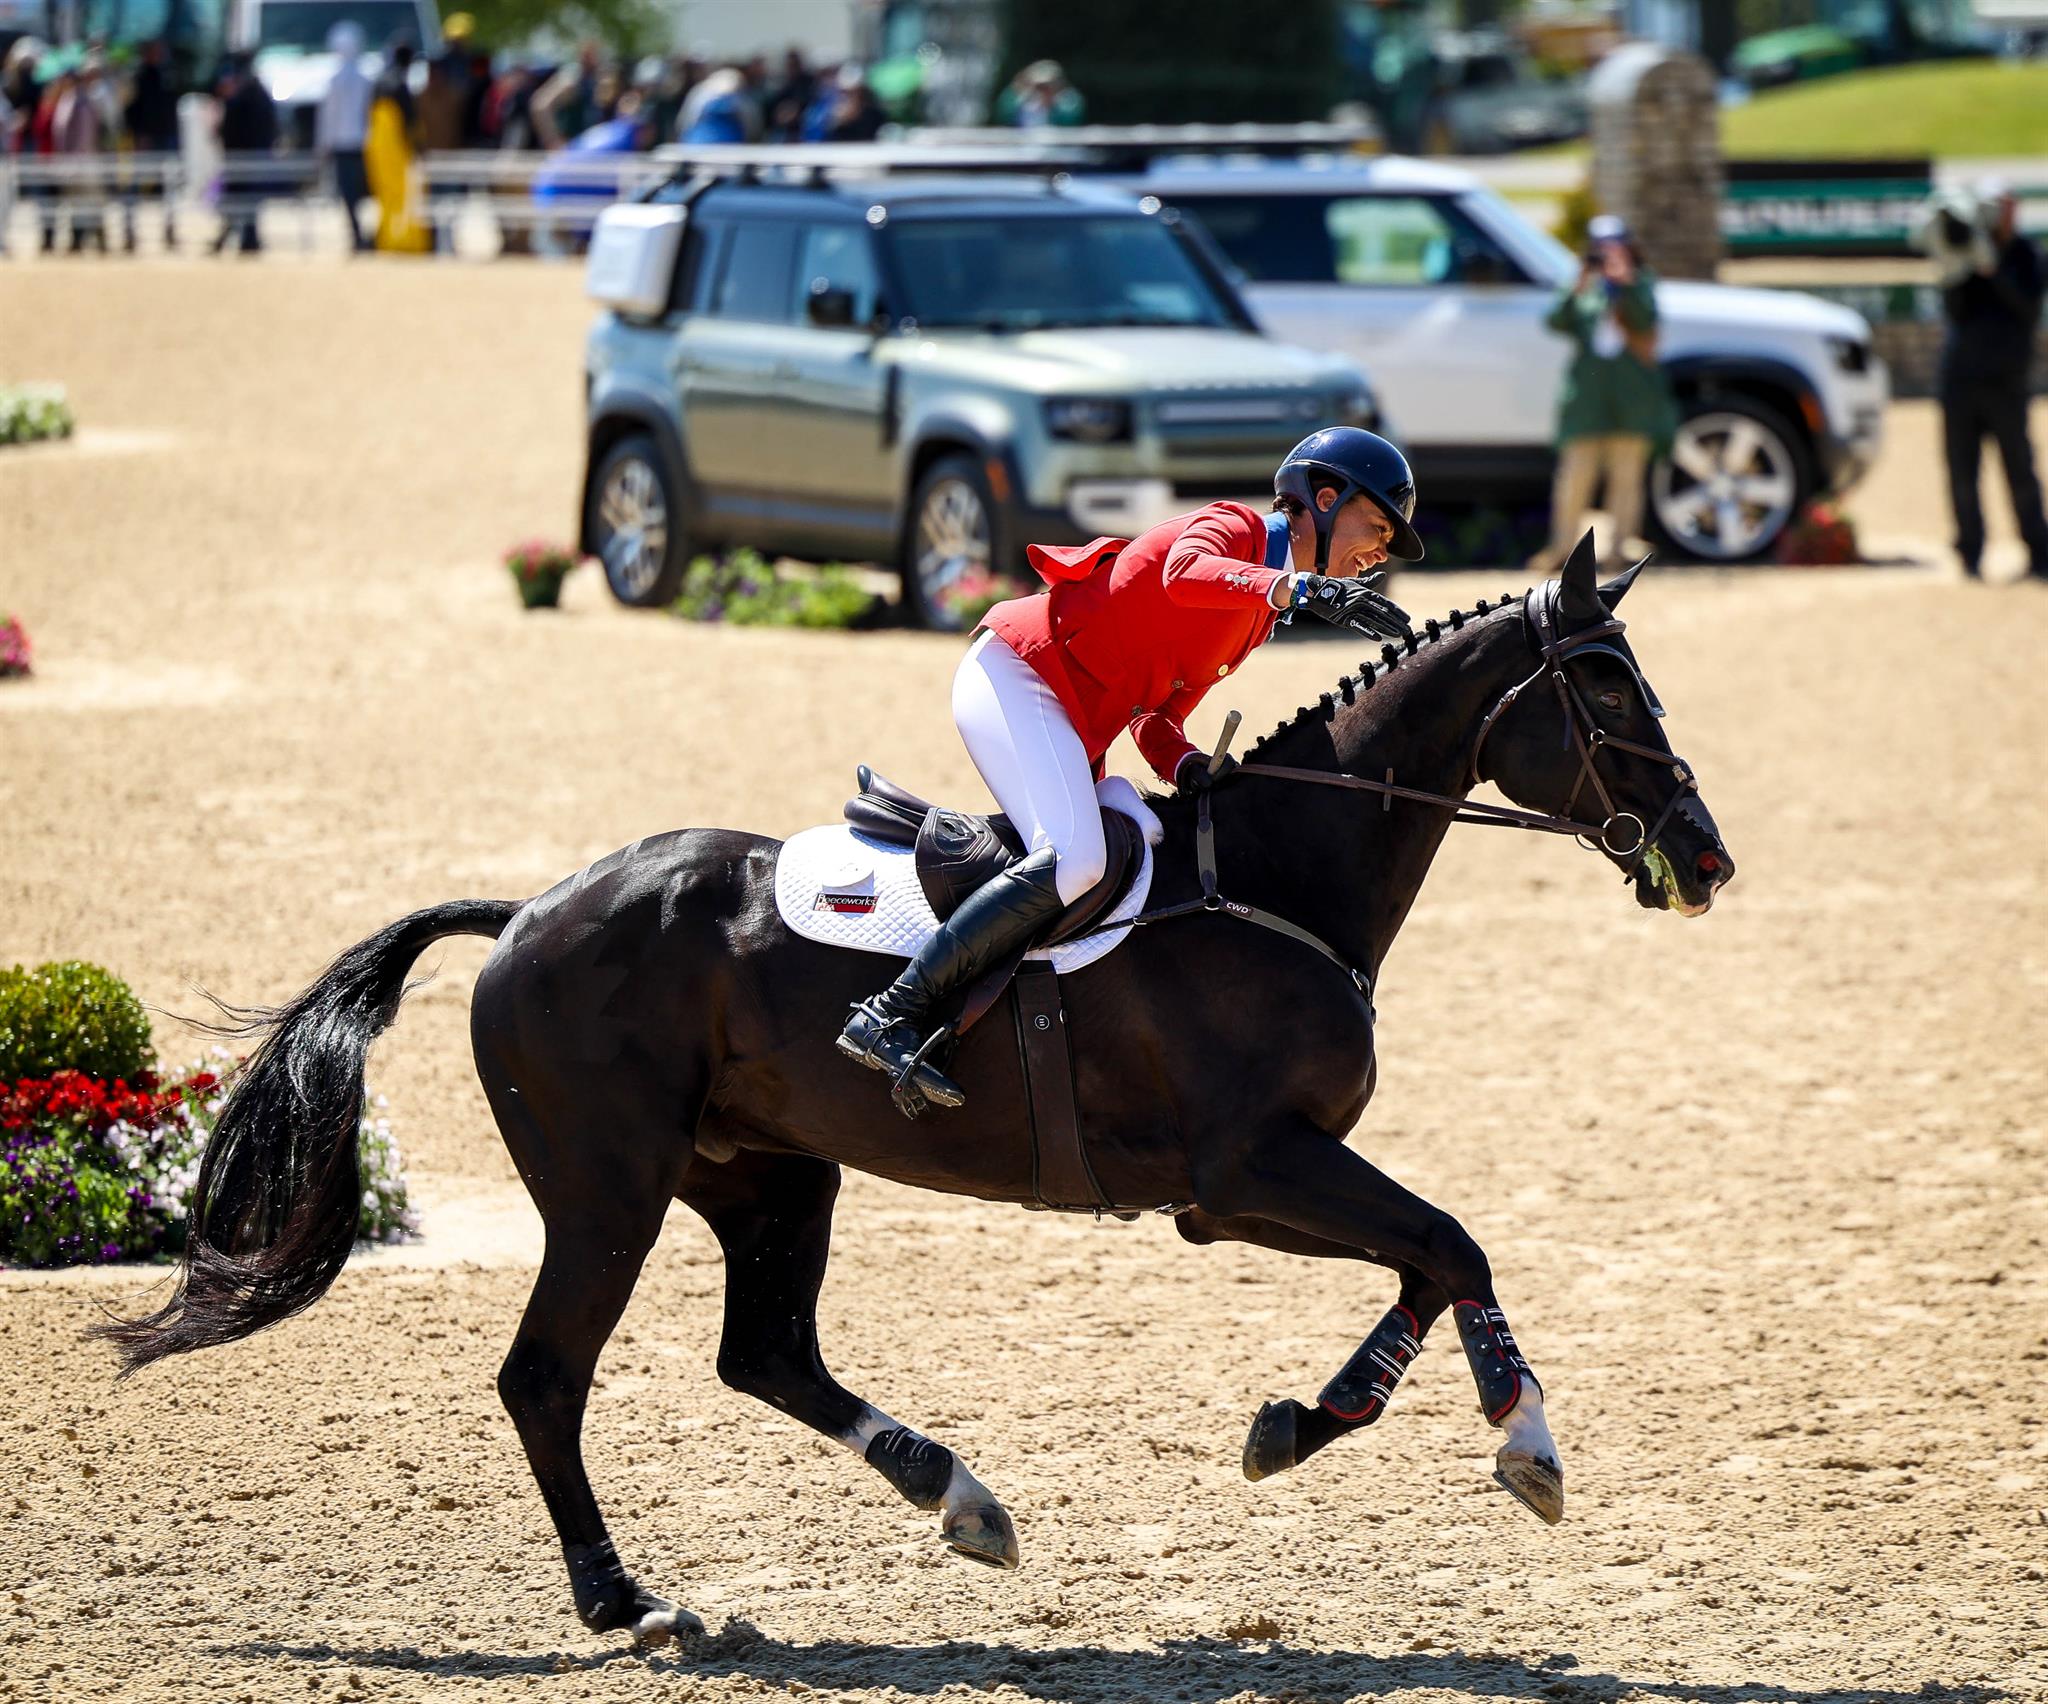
[0,150,680,257]
[0,128,1389,257]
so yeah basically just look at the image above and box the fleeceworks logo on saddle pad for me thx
[813,861,878,916]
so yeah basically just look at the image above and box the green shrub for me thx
[0,386,76,447]
[0,962,154,1083]
[671,549,884,629]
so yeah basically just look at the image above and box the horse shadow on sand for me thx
[220,1624,2010,1704]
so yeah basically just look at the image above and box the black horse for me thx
[99,536,1734,1647]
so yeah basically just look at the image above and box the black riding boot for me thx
[838,846,1066,1113]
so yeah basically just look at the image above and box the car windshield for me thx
[884,214,1236,331]
[257,0,421,51]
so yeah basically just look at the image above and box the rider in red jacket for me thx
[839,427,1424,1112]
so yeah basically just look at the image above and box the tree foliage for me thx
[456,0,670,62]
[1000,0,1341,125]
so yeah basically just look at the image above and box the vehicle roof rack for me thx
[903,123,1380,168]
[646,124,1378,188]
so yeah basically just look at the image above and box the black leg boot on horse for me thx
[837,846,1065,1114]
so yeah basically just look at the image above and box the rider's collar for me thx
[1263,510,1292,571]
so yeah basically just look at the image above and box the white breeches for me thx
[952,632,1107,906]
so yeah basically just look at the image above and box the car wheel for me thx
[904,452,1006,632]
[588,433,686,607]
[1649,400,1812,565]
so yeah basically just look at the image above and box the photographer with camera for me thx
[1528,215,1676,575]
[1925,181,2048,580]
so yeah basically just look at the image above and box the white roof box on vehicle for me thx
[587,203,687,320]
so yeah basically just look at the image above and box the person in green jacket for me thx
[1530,214,1678,573]
[995,61,1085,130]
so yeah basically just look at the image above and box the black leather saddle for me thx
[843,765,1143,950]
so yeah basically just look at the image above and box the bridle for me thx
[1242,583,1700,879]
[1067,582,1705,1004]
[1463,583,1702,877]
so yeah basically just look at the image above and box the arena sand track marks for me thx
[1,261,2043,1704]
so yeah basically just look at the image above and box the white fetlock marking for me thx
[1500,1384,1559,1467]
[937,1455,996,1521]
[839,1407,996,1516]
[838,1406,896,1455]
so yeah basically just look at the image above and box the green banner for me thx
[1721,176,1934,255]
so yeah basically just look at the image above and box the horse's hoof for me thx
[1243,1399,1303,1482]
[942,1500,1020,1569]
[629,1601,704,1651]
[1493,1445,1565,1526]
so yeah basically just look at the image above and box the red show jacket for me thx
[979,501,1286,783]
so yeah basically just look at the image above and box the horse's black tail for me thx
[91,898,520,1376]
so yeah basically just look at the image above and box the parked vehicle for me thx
[1340,10,1586,156]
[1732,0,1994,88]
[1138,156,1890,563]
[579,168,1377,627]
[1419,30,1588,155]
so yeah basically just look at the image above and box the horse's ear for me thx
[1599,554,1650,610]
[1557,529,1602,622]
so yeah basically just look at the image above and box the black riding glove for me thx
[1291,571,1411,642]
[1175,752,1238,795]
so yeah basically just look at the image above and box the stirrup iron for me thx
[890,1024,959,1117]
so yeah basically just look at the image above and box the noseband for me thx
[1467,585,1701,878]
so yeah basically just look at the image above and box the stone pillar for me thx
[1588,44,1721,281]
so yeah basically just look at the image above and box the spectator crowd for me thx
[2,23,1090,255]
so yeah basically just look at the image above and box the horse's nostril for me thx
[1697,851,1720,875]
[1697,850,1731,886]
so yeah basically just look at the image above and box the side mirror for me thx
[807,283,857,329]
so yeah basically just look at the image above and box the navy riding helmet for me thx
[1274,427,1425,567]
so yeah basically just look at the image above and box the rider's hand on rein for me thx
[1290,571,1413,643]
[1175,751,1238,795]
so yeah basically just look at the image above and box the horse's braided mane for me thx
[1244,590,1528,762]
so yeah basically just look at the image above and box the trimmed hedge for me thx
[0,961,154,1083]
[0,385,75,447]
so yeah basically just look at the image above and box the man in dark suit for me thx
[1939,182,2048,580]
[213,53,279,254]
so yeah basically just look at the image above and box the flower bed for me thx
[671,549,886,629]
[504,540,583,609]
[929,566,1031,631]
[1774,501,1862,567]
[0,959,418,1269]
[0,385,76,448]
[0,1058,417,1268]
[0,615,30,680]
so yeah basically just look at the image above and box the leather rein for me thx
[1254,585,1702,875]
[1066,588,1702,1005]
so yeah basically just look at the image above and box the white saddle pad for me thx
[773,776,1163,975]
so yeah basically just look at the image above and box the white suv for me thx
[1140,157,1889,563]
